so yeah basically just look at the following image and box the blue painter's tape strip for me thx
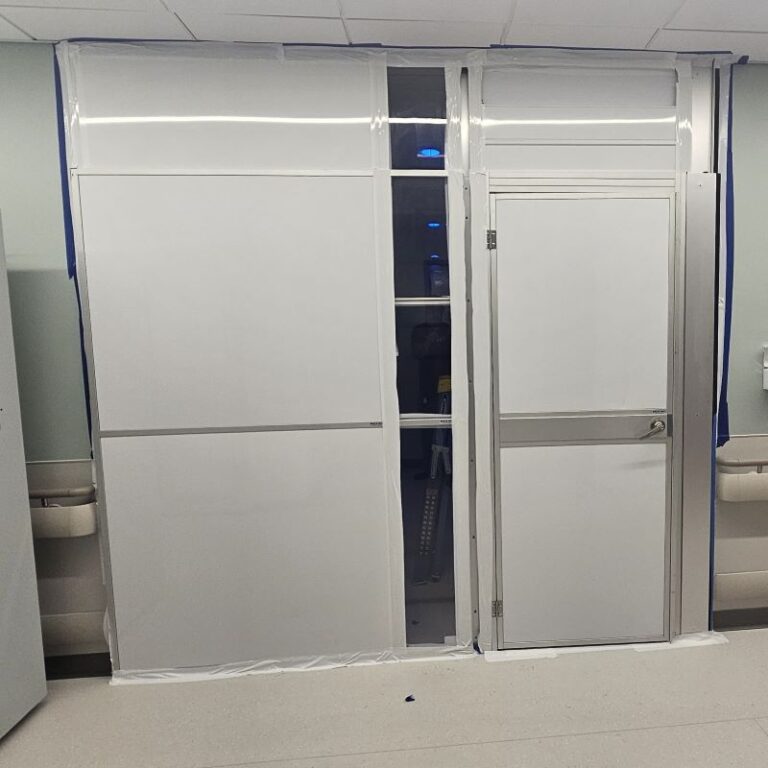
[53,49,93,449]
[53,53,76,281]
[56,37,740,57]
[716,66,736,448]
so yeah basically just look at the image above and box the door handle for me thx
[639,419,666,440]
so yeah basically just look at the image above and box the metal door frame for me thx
[489,185,678,649]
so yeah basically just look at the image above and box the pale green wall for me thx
[729,65,768,435]
[0,43,90,460]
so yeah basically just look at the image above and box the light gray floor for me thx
[4,629,768,767]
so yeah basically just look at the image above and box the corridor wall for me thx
[0,43,89,460]
[714,65,768,615]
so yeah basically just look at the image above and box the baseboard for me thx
[714,607,768,631]
[45,652,111,680]
[714,571,768,611]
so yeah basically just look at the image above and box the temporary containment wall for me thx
[56,41,731,679]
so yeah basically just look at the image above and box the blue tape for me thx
[53,53,76,281]
[716,66,736,448]
[53,49,93,450]
[56,37,740,56]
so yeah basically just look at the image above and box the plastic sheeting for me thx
[57,41,729,680]
[483,632,727,663]
[59,40,478,681]
[60,42,379,173]
[716,64,737,447]
[112,645,476,685]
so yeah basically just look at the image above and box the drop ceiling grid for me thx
[2,1,768,60]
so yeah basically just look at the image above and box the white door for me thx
[0,221,46,738]
[492,192,673,648]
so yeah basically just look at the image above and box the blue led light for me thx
[427,221,442,229]
[430,253,441,260]
[417,147,442,158]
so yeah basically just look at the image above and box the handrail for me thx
[31,502,97,539]
[28,484,95,499]
[717,457,768,469]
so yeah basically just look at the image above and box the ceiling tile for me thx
[0,13,31,39]
[166,0,340,17]
[0,0,161,7]
[667,0,768,32]
[505,23,657,49]
[346,18,501,46]
[514,0,685,28]
[650,28,768,59]
[180,13,348,43]
[341,0,513,23]
[0,8,192,40]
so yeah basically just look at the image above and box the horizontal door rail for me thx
[100,422,383,438]
[499,410,671,447]
[28,484,95,499]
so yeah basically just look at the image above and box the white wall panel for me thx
[481,65,679,173]
[79,174,383,431]
[70,44,373,172]
[62,44,405,674]
[483,67,677,109]
[500,443,667,645]
[495,196,670,414]
[485,144,677,171]
[102,428,395,671]
[483,107,677,143]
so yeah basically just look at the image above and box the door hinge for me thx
[491,599,503,618]
[486,229,497,250]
